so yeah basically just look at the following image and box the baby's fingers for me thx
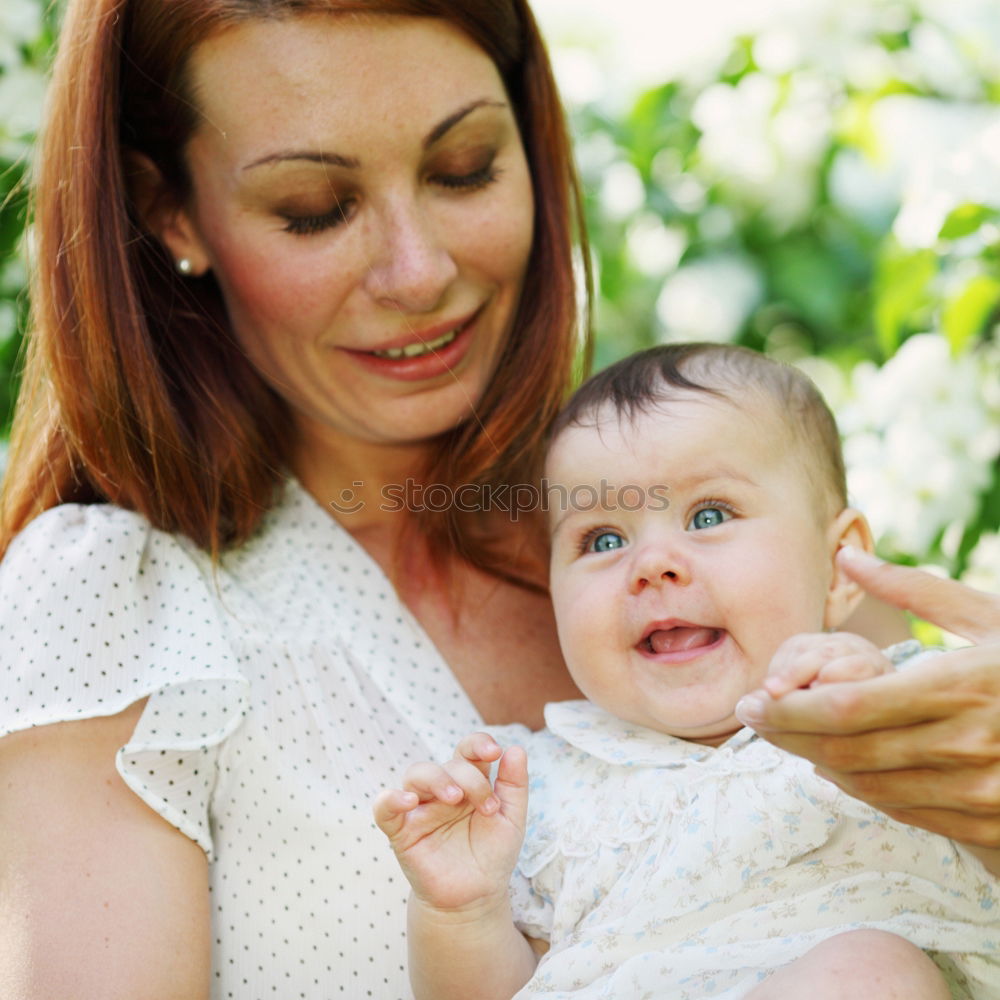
[765,632,887,698]
[401,760,470,806]
[493,745,529,827]
[765,635,826,697]
[764,661,817,698]
[816,651,893,685]
[401,758,499,817]
[454,731,505,773]
[372,787,420,838]
[443,755,502,816]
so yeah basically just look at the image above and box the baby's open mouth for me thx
[642,626,723,655]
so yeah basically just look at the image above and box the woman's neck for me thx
[290,427,431,544]
[288,425,578,726]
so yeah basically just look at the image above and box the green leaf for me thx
[769,241,851,329]
[909,616,945,648]
[952,466,1000,578]
[938,202,995,241]
[837,94,882,161]
[941,273,1000,352]
[874,248,936,356]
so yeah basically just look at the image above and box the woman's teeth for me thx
[373,327,460,359]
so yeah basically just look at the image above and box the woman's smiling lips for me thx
[637,620,727,662]
[340,307,483,381]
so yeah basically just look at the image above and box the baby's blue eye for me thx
[689,507,729,530]
[588,531,625,553]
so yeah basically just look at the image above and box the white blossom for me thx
[0,0,42,67]
[551,47,606,108]
[625,215,687,277]
[656,255,763,342]
[600,161,646,221]
[962,533,1000,595]
[0,63,47,140]
[840,334,1000,559]
[886,104,1000,247]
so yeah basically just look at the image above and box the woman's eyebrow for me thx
[241,98,508,172]
[242,150,359,171]
[422,98,508,148]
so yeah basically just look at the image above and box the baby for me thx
[374,344,999,1000]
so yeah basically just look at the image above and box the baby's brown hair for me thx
[551,343,847,518]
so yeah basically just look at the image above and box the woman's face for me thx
[170,14,534,457]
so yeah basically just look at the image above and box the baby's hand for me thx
[372,732,528,914]
[763,632,894,700]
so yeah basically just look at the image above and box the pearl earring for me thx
[176,258,193,275]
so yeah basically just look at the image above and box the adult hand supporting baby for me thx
[735,546,1000,853]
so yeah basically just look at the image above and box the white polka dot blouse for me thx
[0,479,485,998]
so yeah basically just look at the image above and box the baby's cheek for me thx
[551,585,604,666]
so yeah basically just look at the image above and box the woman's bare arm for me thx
[0,701,211,1000]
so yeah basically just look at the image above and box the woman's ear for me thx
[124,150,211,276]
[822,508,875,630]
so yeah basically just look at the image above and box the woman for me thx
[1,3,584,996]
[0,1,996,998]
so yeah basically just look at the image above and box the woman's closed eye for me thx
[282,199,354,236]
[432,162,502,192]
[280,162,500,237]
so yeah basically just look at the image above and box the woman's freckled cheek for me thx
[486,199,534,266]
[213,238,346,341]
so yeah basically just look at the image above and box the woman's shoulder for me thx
[0,502,243,736]
[0,503,254,861]
[0,501,220,634]
[2,501,197,580]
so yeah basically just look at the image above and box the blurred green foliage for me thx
[0,0,60,432]
[568,8,1000,371]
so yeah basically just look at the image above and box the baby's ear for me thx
[822,508,874,630]
[124,149,211,276]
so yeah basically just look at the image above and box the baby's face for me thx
[546,391,841,745]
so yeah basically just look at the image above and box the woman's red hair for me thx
[2,0,591,586]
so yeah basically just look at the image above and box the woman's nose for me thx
[362,200,459,313]
[628,542,691,595]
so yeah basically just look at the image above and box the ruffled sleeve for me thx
[0,504,248,860]
[509,869,555,942]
